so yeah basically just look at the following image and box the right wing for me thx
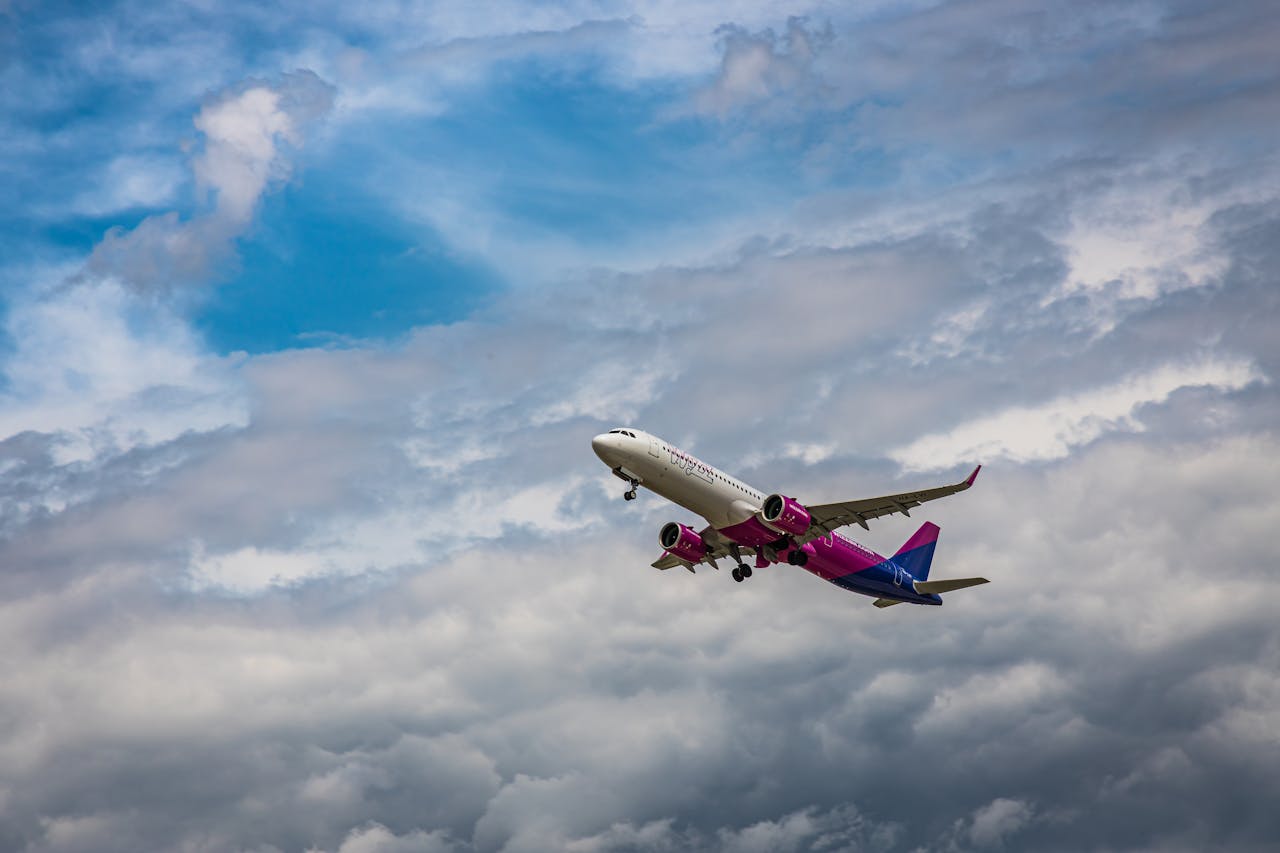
[796,465,981,545]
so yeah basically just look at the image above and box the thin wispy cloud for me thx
[890,357,1266,472]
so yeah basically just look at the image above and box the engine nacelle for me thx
[759,494,811,536]
[659,522,708,563]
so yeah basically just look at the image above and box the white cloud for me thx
[0,278,246,465]
[968,798,1035,848]
[194,73,331,224]
[70,154,185,216]
[87,70,334,294]
[188,544,331,593]
[328,823,457,853]
[889,357,1266,472]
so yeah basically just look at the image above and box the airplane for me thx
[591,428,988,608]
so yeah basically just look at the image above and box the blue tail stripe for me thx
[894,540,937,582]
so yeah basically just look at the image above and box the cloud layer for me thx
[1,2,1279,851]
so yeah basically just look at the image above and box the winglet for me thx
[964,465,982,487]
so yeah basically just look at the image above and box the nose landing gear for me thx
[610,467,642,502]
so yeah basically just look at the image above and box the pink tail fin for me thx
[893,521,940,581]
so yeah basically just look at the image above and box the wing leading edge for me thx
[796,465,981,545]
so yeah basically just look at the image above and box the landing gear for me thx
[728,543,753,583]
[787,549,809,567]
[611,467,641,502]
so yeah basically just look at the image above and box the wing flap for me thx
[650,553,687,571]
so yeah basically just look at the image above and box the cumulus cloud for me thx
[967,798,1035,848]
[88,70,334,295]
[325,822,458,853]
[194,71,335,224]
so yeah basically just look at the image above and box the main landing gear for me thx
[786,549,809,567]
[731,564,753,583]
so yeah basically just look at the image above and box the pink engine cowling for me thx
[760,494,811,536]
[659,522,708,563]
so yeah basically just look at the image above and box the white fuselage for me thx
[590,428,767,529]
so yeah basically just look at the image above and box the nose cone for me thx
[592,432,620,464]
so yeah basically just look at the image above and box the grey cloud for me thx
[4,2,1280,851]
[694,18,833,118]
[2,436,1278,851]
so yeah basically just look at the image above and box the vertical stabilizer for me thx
[894,521,940,581]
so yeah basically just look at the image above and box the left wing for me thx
[796,465,981,545]
[651,525,734,573]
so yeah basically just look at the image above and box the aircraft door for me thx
[648,436,661,458]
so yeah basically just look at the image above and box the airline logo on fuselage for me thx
[668,447,715,483]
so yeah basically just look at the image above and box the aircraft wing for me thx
[651,525,734,573]
[796,465,981,545]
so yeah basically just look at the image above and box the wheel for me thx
[786,551,800,565]
[731,567,744,583]
[792,551,809,567]
[623,490,636,501]
[741,565,753,579]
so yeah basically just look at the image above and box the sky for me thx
[1,1,1279,851]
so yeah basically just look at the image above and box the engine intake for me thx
[760,494,811,536]
[659,522,708,563]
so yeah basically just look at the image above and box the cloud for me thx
[3,2,1280,852]
[328,823,458,853]
[888,357,1266,472]
[68,154,185,217]
[87,70,334,295]
[967,798,1035,848]
[694,18,832,118]
[0,278,246,466]
[194,71,335,225]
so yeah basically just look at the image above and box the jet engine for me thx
[659,522,708,563]
[759,493,811,536]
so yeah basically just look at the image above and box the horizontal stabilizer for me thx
[872,598,903,608]
[913,577,989,594]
